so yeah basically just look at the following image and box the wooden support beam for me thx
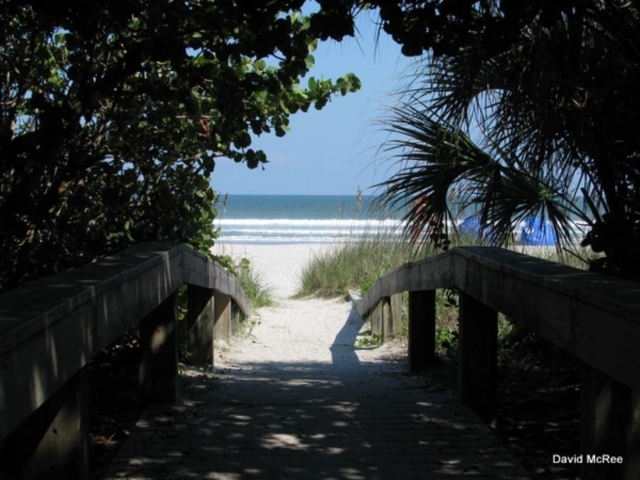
[139,293,178,404]
[458,292,498,425]
[381,297,391,341]
[580,363,640,480]
[370,300,383,338]
[213,291,231,343]
[370,295,402,342]
[5,368,89,480]
[383,294,403,340]
[408,290,436,373]
[187,286,215,368]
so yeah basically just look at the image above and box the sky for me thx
[210,11,413,196]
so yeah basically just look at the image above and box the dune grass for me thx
[235,257,274,308]
[296,234,428,298]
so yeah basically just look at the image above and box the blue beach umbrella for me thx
[520,217,557,246]
[459,215,491,240]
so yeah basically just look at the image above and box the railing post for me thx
[408,290,436,373]
[370,295,403,342]
[385,293,403,340]
[139,292,178,404]
[187,286,215,367]
[371,299,384,338]
[5,368,89,480]
[580,363,640,480]
[213,291,231,343]
[458,292,498,425]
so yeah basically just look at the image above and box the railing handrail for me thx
[0,242,251,441]
[356,246,640,392]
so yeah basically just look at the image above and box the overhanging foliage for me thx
[367,0,640,279]
[0,1,361,291]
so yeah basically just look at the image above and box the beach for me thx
[212,242,338,298]
[211,240,407,367]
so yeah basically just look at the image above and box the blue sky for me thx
[210,11,412,196]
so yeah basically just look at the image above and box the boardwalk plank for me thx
[101,359,530,480]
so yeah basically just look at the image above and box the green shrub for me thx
[235,257,274,308]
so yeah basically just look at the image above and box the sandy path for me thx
[211,242,406,369]
[212,242,331,298]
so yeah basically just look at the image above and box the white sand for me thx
[212,242,337,298]
[211,242,406,368]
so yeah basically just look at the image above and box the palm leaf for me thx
[375,101,588,250]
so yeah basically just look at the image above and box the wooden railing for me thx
[354,246,640,480]
[0,243,251,479]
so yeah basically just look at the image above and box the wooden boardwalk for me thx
[101,349,530,479]
[6,243,638,480]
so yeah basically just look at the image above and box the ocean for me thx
[213,194,589,245]
[214,194,405,244]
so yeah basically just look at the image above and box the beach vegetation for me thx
[234,258,274,309]
[295,234,461,351]
[355,332,382,348]
[0,2,361,292]
[371,0,640,282]
[296,233,421,298]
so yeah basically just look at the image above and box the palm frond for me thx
[375,101,588,250]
